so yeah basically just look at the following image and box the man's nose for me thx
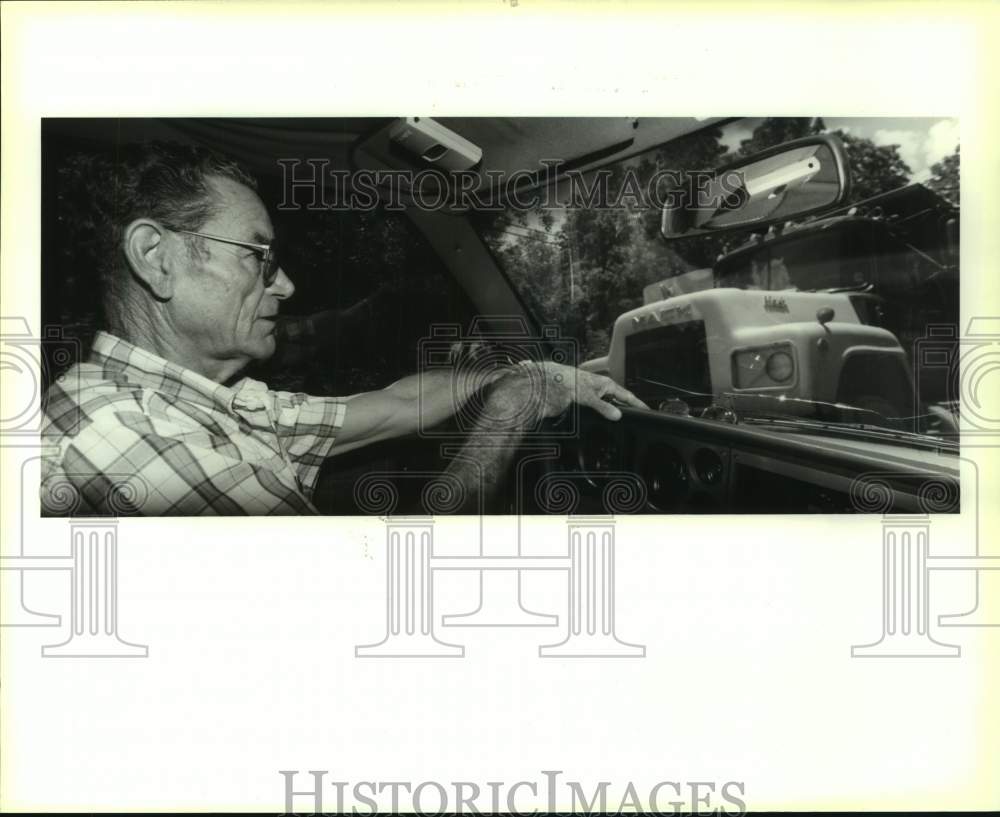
[268,266,295,300]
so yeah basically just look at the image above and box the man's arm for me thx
[437,377,534,512]
[331,359,646,466]
[443,363,647,511]
[329,365,508,455]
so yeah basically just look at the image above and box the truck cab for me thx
[592,284,911,421]
[583,161,959,426]
[715,183,959,401]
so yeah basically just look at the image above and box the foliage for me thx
[830,130,912,203]
[737,117,825,155]
[926,145,960,205]
[478,117,922,362]
[45,119,931,385]
[475,125,737,361]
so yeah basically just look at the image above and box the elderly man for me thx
[41,142,642,516]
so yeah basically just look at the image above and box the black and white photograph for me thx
[2,2,998,815]
[39,115,962,516]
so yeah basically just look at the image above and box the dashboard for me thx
[314,407,960,516]
[520,406,961,515]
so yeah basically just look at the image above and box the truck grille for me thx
[625,320,712,409]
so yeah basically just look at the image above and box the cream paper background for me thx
[1,1,998,812]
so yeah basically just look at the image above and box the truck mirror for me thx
[945,216,960,266]
[661,134,851,242]
[816,306,835,325]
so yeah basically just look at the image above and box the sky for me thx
[718,117,960,183]
[500,115,960,245]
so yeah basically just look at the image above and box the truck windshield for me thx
[470,116,960,443]
[715,226,875,292]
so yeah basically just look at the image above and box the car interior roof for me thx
[43,116,725,189]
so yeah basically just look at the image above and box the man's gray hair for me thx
[58,142,259,336]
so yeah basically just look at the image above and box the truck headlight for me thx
[732,345,795,388]
[765,350,794,383]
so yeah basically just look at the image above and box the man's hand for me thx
[440,362,648,513]
[488,361,648,427]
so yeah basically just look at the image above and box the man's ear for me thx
[122,219,177,300]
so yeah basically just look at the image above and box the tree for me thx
[472,118,917,363]
[926,145,959,205]
[737,118,912,204]
[560,124,735,358]
[737,117,825,156]
[829,130,912,203]
[637,124,735,269]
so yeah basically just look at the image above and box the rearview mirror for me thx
[660,134,851,241]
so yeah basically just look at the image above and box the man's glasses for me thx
[175,229,281,287]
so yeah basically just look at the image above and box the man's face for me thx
[169,176,294,370]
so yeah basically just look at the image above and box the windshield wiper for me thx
[636,380,955,446]
[719,391,956,431]
[811,282,873,293]
[738,414,959,451]
[637,380,896,423]
[718,390,888,420]
[633,376,714,399]
[714,391,957,447]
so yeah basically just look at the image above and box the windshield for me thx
[471,116,960,445]
[715,225,876,291]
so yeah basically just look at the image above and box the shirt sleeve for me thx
[269,391,348,497]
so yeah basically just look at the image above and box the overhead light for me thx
[389,117,483,172]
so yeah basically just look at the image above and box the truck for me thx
[581,180,959,428]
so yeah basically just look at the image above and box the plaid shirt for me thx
[40,332,347,516]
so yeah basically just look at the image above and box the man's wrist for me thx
[481,370,537,433]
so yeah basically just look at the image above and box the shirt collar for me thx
[89,331,264,414]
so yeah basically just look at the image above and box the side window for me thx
[236,207,478,396]
[42,134,477,399]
